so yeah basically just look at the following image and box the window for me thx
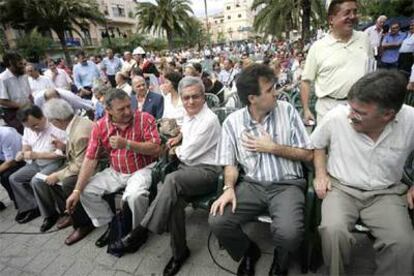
[112,4,125,17]
[227,16,231,20]
[226,6,231,10]
[220,19,224,23]
[236,4,240,7]
[238,14,242,18]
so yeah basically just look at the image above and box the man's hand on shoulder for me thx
[210,188,237,216]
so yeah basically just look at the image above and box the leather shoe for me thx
[237,241,261,276]
[65,225,95,246]
[95,225,111,248]
[269,249,288,276]
[109,227,148,255]
[17,208,40,224]
[56,215,72,229]
[15,210,28,221]
[0,201,6,211]
[40,215,59,232]
[163,247,190,276]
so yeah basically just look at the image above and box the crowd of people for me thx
[0,0,413,275]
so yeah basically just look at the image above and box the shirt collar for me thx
[183,103,208,122]
[243,106,274,128]
[326,30,357,46]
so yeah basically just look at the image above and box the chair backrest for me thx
[205,93,221,109]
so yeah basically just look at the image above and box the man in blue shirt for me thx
[0,126,24,210]
[73,51,100,99]
[101,48,123,88]
[380,22,406,69]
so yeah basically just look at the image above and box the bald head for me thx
[44,89,60,101]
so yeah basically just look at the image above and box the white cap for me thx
[132,46,145,55]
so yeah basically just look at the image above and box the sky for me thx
[136,0,225,17]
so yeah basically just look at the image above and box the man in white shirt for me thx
[219,58,238,88]
[109,76,222,276]
[34,88,94,112]
[0,52,31,133]
[121,51,136,75]
[9,105,66,225]
[44,60,73,90]
[26,64,55,97]
[364,15,387,57]
[311,70,414,275]
[301,0,372,124]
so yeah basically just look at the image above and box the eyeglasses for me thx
[181,93,203,102]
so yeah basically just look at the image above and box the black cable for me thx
[207,231,237,275]
[0,229,60,235]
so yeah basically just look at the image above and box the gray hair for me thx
[105,88,130,108]
[177,76,205,96]
[43,98,74,121]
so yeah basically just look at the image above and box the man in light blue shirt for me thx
[380,22,406,69]
[0,126,24,210]
[101,48,123,87]
[73,51,100,99]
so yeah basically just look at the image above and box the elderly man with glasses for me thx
[109,76,222,276]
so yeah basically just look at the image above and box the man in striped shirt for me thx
[209,64,313,276]
[65,88,161,248]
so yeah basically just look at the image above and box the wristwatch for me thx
[223,185,234,191]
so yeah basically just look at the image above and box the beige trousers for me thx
[319,178,414,275]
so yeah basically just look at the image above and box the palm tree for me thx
[135,0,193,50]
[251,0,325,41]
[0,0,105,64]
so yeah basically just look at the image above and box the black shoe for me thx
[163,247,190,276]
[95,225,111,248]
[0,201,6,211]
[237,241,261,276]
[15,210,28,221]
[269,249,288,276]
[40,215,59,232]
[17,208,40,224]
[109,227,148,255]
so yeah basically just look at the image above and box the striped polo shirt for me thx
[216,101,312,182]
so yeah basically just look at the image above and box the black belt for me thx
[325,95,348,100]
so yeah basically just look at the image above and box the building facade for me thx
[206,0,255,43]
[1,0,138,50]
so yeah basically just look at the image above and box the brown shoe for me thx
[64,225,94,246]
[56,215,72,229]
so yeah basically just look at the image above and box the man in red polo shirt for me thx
[66,88,161,247]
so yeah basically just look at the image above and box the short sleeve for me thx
[215,118,237,166]
[310,114,332,149]
[85,123,102,160]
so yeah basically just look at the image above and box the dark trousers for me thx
[107,75,116,88]
[209,180,305,262]
[398,53,413,75]
[141,164,221,259]
[379,61,399,69]
[50,175,92,228]
[0,161,25,208]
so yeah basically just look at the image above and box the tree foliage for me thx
[135,0,193,50]
[251,0,325,41]
[359,0,414,18]
[16,29,53,62]
[0,0,105,64]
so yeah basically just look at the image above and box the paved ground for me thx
[0,188,376,276]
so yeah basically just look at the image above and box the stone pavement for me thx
[0,189,376,276]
